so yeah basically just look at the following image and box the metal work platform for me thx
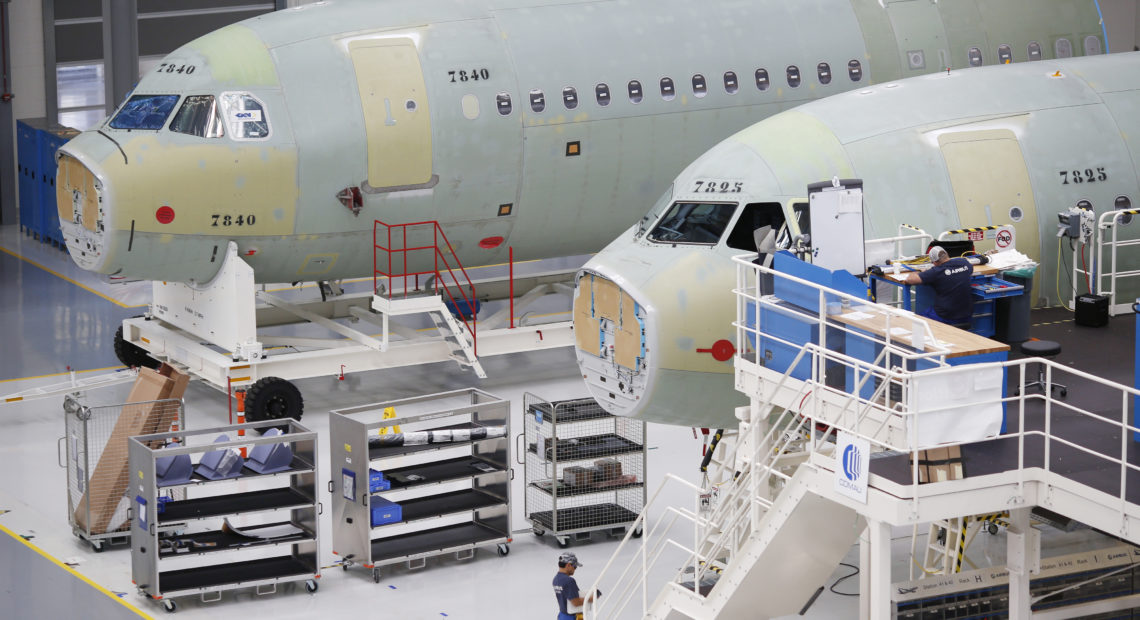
[585,253,1140,620]
[72,220,579,422]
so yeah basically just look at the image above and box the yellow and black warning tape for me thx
[954,517,969,573]
[975,511,1010,529]
[945,225,1008,235]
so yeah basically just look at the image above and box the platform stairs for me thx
[586,341,905,619]
[371,219,486,378]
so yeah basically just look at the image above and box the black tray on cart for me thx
[529,503,639,532]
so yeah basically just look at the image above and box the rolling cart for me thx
[330,388,512,582]
[523,394,646,547]
[63,395,186,552]
[128,420,320,613]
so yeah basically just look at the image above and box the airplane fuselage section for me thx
[56,0,1106,284]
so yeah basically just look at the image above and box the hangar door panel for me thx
[939,129,1039,279]
[349,38,434,191]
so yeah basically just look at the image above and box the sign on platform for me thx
[835,431,870,503]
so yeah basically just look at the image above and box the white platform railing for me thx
[585,254,1140,619]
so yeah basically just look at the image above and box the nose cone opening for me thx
[573,271,651,418]
[56,152,109,272]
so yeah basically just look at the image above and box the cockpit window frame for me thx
[169,94,225,138]
[646,200,738,246]
[108,93,181,131]
[219,91,272,141]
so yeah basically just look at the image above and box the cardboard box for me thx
[74,364,189,534]
[911,447,965,484]
[594,458,622,482]
[564,466,593,487]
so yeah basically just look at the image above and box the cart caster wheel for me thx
[91,541,104,553]
[162,600,177,613]
[556,538,569,549]
[987,523,999,536]
[372,569,381,584]
[305,580,318,594]
[632,526,644,539]
[1059,387,1068,398]
[341,564,349,571]
[497,543,510,557]
[533,528,546,538]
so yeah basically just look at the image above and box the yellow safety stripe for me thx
[0,523,152,618]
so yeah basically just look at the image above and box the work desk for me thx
[830,304,1009,359]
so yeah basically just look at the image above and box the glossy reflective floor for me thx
[0,223,1129,619]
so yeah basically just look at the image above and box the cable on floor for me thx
[830,562,860,596]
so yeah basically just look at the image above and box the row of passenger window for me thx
[498,61,864,115]
[967,36,1100,67]
[499,36,1101,116]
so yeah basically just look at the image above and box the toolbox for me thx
[370,496,402,526]
[969,275,1024,300]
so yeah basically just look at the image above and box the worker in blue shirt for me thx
[904,245,974,325]
[553,552,598,620]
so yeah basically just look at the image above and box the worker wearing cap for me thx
[554,552,598,620]
[903,245,974,325]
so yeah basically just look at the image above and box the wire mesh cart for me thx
[62,395,186,552]
[523,394,646,548]
[128,419,320,613]
[330,388,511,583]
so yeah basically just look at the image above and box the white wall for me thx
[10,1,46,122]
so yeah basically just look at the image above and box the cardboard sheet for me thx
[573,279,600,353]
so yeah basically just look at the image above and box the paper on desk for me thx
[888,327,911,336]
[842,311,874,320]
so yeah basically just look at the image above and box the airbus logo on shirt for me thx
[945,266,970,275]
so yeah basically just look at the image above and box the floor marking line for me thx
[0,365,127,384]
[0,246,145,309]
[0,523,152,619]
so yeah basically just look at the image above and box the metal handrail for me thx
[373,219,479,354]
[1094,208,1140,315]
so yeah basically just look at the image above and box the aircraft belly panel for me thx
[349,38,434,190]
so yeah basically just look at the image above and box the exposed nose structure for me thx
[56,151,110,273]
[574,243,746,428]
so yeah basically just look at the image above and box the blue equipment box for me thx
[970,275,1023,300]
[444,297,481,320]
[369,469,390,492]
[370,496,402,526]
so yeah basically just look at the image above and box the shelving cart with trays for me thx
[330,388,511,583]
[523,394,646,548]
[128,419,320,613]
[63,396,186,552]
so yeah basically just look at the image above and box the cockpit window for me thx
[220,92,269,140]
[648,202,736,244]
[170,95,224,138]
[636,184,674,237]
[726,203,789,251]
[109,94,179,130]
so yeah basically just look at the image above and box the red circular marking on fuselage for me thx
[155,206,175,224]
[479,236,505,249]
[711,339,736,362]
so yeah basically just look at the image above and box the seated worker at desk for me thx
[902,245,974,325]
